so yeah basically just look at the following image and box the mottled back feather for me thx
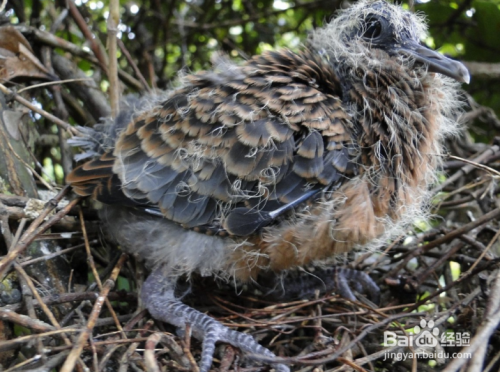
[67,49,354,234]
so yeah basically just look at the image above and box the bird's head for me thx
[310,0,469,84]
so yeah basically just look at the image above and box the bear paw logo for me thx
[413,319,440,348]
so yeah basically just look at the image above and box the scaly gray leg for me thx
[141,269,289,372]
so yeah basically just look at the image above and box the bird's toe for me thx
[141,270,289,372]
[335,267,380,304]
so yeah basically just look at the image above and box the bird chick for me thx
[67,1,468,371]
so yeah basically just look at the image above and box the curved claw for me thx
[141,270,290,372]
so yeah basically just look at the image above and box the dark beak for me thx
[397,41,470,84]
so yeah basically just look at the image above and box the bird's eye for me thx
[362,18,382,39]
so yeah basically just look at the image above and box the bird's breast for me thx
[226,176,393,281]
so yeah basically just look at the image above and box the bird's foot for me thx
[141,270,289,372]
[260,266,380,304]
[333,267,380,304]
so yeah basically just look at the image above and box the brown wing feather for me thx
[67,49,355,235]
[66,153,136,205]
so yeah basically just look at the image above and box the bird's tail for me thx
[68,95,147,161]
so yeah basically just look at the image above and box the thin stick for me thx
[14,263,72,344]
[448,154,500,178]
[465,228,500,274]
[118,39,151,93]
[16,78,93,93]
[0,0,7,13]
[0,188,79,279]
[67,0,108,70]
[0,83,79,136]
[431,146,499,194]
[78,208,126,337]
[107,0,120,117]
[60,253,128,372]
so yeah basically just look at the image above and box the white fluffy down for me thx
[100,206,231,277]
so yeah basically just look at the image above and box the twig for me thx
[0,306,55,332]
[0,0,8,13]
[0,291,137,312]
[67,0,108,70]
[406,260,499,313]
[466,228,500,274]
[383,207,500,279]
[2,134,54,190]
[60,253,128,372]
[442,271,500,372]
[118,39,151,93]
[431,146,499,194]
[16,78,93,94]
[0,202,14,247]
[14,263,73,343]
[107,0,120,117]
[0,329,79,352]
[144,333,165,372]
[465,61,500,79]
[0,83,79,136]
[251,312,427,366]
[0,187,78,279]
[448,154,500,178]
[19,243,89,267]
[78,207,126,337]
[117,316,153,372]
